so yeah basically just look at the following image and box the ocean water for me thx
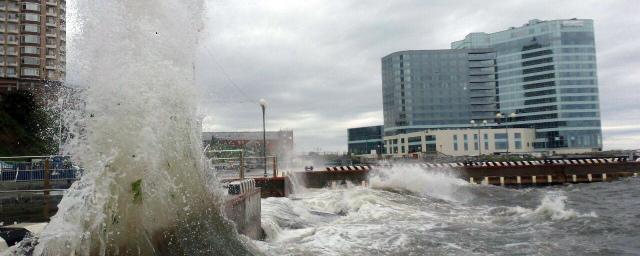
[257,165,640,255]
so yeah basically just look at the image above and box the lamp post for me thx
[507,112,516,155]
[481,120,487,155]
[259,98,267,177]
[470,120,478,156]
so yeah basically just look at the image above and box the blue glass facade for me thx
[452,19,602,151]
[347,125,384,155]
[381,49,497,136]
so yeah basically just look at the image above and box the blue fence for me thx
[0,158,82,182]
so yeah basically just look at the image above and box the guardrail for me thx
[0,156,81,183]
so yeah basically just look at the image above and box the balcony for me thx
[470,98,495,104]
[46,0,57,6]
[471,105,497,112]
[469,77,496,83]
[469,92,494,98]
[468,53,496,61]
[469,60,495,67]
[469,69,494,76]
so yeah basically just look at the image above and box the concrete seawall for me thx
[223,187,262,240]
[282,161,640,190]
[459,162,639,186]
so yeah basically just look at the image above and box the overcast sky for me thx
[196,0,640,153]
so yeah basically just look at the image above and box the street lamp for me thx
[259,98,267,177]
[507,112,516,155]
[481,120,487,155]
[470,120,480,156]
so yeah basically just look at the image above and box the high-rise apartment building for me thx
[452,19,602,153]
[0,0,66,92]
[381,49,497,136]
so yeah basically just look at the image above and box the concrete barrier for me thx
[223,179,262,240]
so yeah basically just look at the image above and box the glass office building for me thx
[347,125,384,155]
[381,49,497,136]
[452,19,602,152]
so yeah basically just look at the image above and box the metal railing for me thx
[0,156,82,182]
[206,150,279,179]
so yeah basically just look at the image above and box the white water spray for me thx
[368,164,468,202]
[6,1,256,255]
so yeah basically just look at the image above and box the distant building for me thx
[452,19,602,153]
[0,0,67,93]
[202,130,293,161]
[383,128,536,157]
[381,49,497,136]
[347,125,384,156]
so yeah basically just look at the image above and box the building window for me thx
[514,133,521,139]
[453,143,458,151]
[484,142,489,150]
[464,143,468,151]
[453,135,458,141]
[7,23,18,32]
[7,57,17,65]
[21,56,39,65]
[7,46,17,55]
[7,35,18,44]
[463,134,468,141]
[21,35,40,44]
[408,136,422,143]
[474,142,479,150]
[22,24,39,33]
[495,141,508,150]
[21,46,40,54]
[495,133,508,140]
[6,67,16,77]
[22,2,40,11]
[21,13,40,22]
[401,146,405,153]
[21,68,39,77]
[515,141,522,150]
[483,134,488,140]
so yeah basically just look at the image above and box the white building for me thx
[383,128,536,157]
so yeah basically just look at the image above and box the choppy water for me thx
[258,165,640,255]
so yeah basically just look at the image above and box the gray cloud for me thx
[197,0,640,152]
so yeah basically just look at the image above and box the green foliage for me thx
[0,90,57,156]
[131,179,143,204]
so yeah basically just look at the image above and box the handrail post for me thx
[43,158,51,219]
[272,156,277,177]
[239,150,245,179]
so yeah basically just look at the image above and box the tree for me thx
[0,90,57,156]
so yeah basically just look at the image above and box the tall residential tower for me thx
[0,0,66,92]
[452,19,602,153]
